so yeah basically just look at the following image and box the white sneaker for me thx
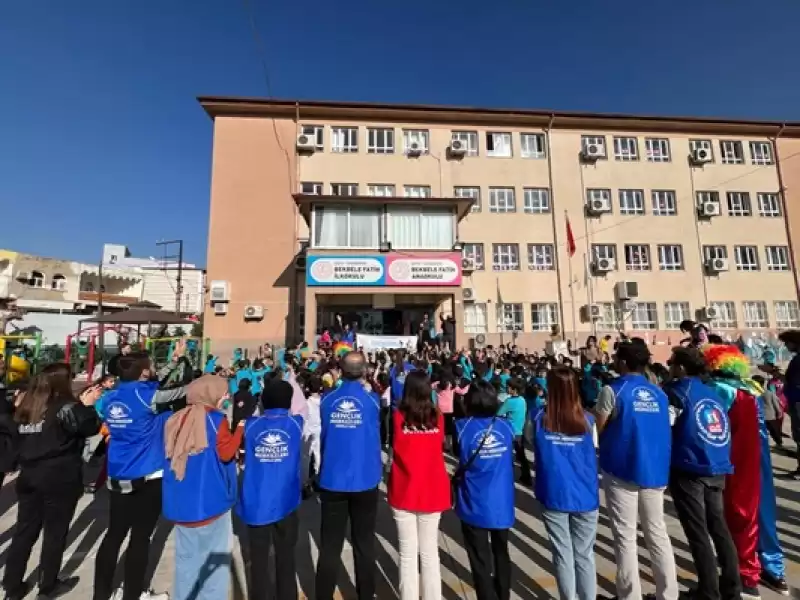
[140,592,169,600]
[110,589,123,600]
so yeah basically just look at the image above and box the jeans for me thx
[541,509,598,600]
[248,511,299,600]
[460,522,510,600]
[391,508,442,600]
[602,472,678,600]
[316,488,378,600]
[513,436,531,482]
[174,512,233,600]
[669,471,741,600]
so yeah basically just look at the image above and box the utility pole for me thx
[98,260,105,376]
[156,240,184,315]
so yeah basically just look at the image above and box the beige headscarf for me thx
[165,375,229,481]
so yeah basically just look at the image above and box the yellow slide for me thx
[0,338,31,382]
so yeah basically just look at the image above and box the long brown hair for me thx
[543,366,588,435]
[14,363,74,425]
[398,370,438,430]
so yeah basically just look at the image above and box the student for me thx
[232,378,257,426]
[390,351,413,409]
[3,365,102,600]
[532,366,598,600]
[238,380,304,600]
[454,380,515,600]
[497,376,531,484]
[388,371,450,600]
[302,375,323,490]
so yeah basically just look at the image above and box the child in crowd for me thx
[498,377,532,484]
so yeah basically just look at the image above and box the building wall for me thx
[140,268,205,314]
[777,137,800,299]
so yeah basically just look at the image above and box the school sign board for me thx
[306,252,462,287]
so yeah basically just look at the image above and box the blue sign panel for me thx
[306,255,387,286]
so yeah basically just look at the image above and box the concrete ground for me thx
[2,445,800,600]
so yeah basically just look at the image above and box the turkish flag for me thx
[566,216,577,258]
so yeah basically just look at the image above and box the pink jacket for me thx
[434,383,469,414]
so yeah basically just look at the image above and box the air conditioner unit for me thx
[213,303,228,316]
[701,305,719,320]
[581,144,604,162]
[462,257,475,271]
[691,147,713,165]
[587,197,612,215]
[209,280,229,303]
[699,201,721,218]
[615,281,639,300]
[406,142,423,157]
[296,133,316,152]
[622,300,637,311]
[706,257,729,273]
[448,139,467,157]
[594,258,615,273]
[463,288,475,301]
[294,255,307,270]
[244,305,264,320]
[583,304,602,321]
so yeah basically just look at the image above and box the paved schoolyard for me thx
[2,446,800,600]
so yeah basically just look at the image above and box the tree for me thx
[172,326,186,338]
[190,318,204,338]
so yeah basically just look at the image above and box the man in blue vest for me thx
[664,347,741,600]
[595,341,678,600]
[778,330,800,479]
[315,351,381,600]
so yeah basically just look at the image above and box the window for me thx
[710,301,737,328]
[451,131,479,156]
[404,185,431,198]
[734,245,759,271]
[651,190,677,216]
[720,140,744,164]
[497,303,524,332]
[757,193,781,217]
[367,128,394,154]
[464,303,488,334]
[486,132,512,157]
[624,244,651,271]
[454,186,481,213]
[696,190,720,209]
[51,274,67,291]
[492,244,520,271]
[462,243,485,270]
[597,303,622,330]
[403,129,429,154]
[29,271,44,288]
[689,139,714,162]
[766,246,790,271]
[726,192,752,216]
[587,188,612,211]
[645,138,671,162]
[84,281,94,292]
[313,205,381,248]
[388,206,454,249]
[658,244,684,271]
[592,244,617,267]
[520,133,546,158]
[749,141,774,165]
[619,189,645,215]
[301,182,323,195]
[581,135,607,158]
[527,244,555,270]
[523,188,550,214]
[331,183,358,196]
[300,124,324,150]
[331,127,358,153]
[702,245,728,262]
[489,187,516,213]
[631,302,658,330]
[613,136,639,161]
[775,301,800,328]
[743,301,769,328]
[367,184,395,197]
[531,303,559,332]
[664,302,691,329]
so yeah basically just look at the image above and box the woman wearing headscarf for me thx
[162,375,242,600]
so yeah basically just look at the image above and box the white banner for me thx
[356,334,418,352]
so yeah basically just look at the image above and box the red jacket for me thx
[388,410,450,513]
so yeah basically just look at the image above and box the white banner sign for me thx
[356,334,418,352]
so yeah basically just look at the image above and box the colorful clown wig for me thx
[701,344,750,380]
[332,341,353,358]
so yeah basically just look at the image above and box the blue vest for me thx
[389,364,413,408]
[237,409,304,526]
[599,374,671,488]
[162,411,237,523]
[319,380,381,492]
[104,381,169,480]
[669,378,733,477]
[533,411,599,512]
[454,416,515,529]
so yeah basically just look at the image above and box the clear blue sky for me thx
[2,0,799,266]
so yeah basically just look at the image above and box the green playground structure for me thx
[0,331,42,385]
[145,336,210,370]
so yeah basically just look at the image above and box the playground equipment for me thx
[145,336,208,370]
[65,325,142,379]
[0,332,41,384]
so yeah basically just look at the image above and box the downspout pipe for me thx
[773,124,799,301]
[545,114,569,340]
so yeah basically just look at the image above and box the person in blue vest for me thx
[93,344,192,600]
[663,347,741,600]
[594,340,678,600]
[454,379,515,600]
[390,350,413,409]
[162,375,240,600]
[532,366,599,600]
[315,351,382,600]
[237,379,304,600]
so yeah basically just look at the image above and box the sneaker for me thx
[742,586,761,600]
[760,571,790,596]
[110,589,123,600]
[140,591,169,600]
[36,577,79,599]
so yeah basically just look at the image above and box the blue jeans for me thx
[174,512,233,600]
[541,509,598,600]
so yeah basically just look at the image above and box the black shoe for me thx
[760,571,789,596]
[779,469,800,481]
[518,475,533,485]
[741,585,761,600]
[3,581,32,600]
[37,577,79,599]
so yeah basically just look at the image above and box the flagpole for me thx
[568,251,577,346]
